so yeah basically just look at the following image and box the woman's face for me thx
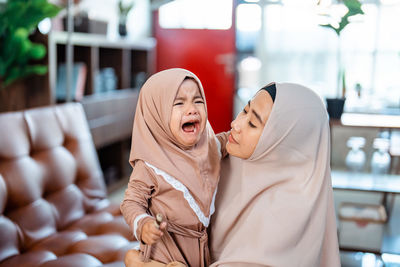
[227,90,274,159]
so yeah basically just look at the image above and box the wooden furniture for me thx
[330,113,400,174]
[48,31,155,101]
[332,170,400,255]
[47,31,155,187]
[329,113,400,130]
[81,89,139,187]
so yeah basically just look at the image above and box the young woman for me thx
[210,83,340,267]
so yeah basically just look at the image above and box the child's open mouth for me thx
[182,119,200,134]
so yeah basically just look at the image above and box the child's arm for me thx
[216,131,230,159]
[120,161,164,244]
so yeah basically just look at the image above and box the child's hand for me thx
[141,220,167,245]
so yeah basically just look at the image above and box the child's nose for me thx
[186,104,198,115]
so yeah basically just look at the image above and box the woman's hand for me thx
[141,220,167,245]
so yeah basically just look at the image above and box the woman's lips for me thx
[228,133,238,144]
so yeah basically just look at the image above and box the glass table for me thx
[331,170,400,255]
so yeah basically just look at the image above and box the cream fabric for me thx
[210,83,340,267]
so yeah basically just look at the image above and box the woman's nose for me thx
[231,118,241,132]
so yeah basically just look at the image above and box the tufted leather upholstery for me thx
[0,103,138,266]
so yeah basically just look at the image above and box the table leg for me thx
[383,192,395,221]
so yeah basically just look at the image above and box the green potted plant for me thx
[0,0,61,112]
[318,0,364,119]
[118,0,134,37]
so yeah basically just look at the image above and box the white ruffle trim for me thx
[145,162,217,227]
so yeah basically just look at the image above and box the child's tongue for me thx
[183,123,195,132]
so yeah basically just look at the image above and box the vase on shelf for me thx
[117,0,134,37]
[326,97,345,119]
[318,0,364,119]
[327,48,346,119]
[327,66,347,119]
[118,23,127,37]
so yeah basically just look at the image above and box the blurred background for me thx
[1,0,400,266]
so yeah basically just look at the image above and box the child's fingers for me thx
[143,236,155,245]
[146,232,163,244]
[159,221,167,231]
[150,224,164,236]
[150,232,163,240]
[143,233,158,244]
[141,219,166,245]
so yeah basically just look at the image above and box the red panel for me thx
[153,10,236,133]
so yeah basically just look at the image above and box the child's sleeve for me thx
[120,161,157,242]
[216,131,230,159]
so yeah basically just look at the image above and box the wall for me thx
[78,0,151,39]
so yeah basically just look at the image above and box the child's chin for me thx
[180,134,200,147]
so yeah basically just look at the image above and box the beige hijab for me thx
[210,83,340,267]
[129,68,220,216]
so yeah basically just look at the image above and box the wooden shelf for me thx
[46,31,155,188]
[48,31,155,103]
[81,88,139,149]
[49,31,156,50]
[330,113,400,130]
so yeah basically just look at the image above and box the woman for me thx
[210,83,340,266]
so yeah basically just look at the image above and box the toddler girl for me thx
[121,68,227,267]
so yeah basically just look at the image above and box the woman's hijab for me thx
[210,83,340,266]
[129,68,220,216]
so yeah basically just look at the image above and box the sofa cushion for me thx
[0,103,137,266]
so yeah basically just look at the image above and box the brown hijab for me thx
[129,68,220,217]
[210,83,340,266]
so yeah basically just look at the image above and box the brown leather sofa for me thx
[0,103,138,266]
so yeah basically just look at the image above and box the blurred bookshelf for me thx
[48,31,155,101]
[48,31,156,187]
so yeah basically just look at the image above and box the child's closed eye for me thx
[173,102,184,106]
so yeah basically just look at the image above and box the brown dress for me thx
[122,160,213,266]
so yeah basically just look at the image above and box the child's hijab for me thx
[129,68,220,216]
[211,83,340,266]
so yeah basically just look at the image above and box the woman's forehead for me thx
[251,90,272,124]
